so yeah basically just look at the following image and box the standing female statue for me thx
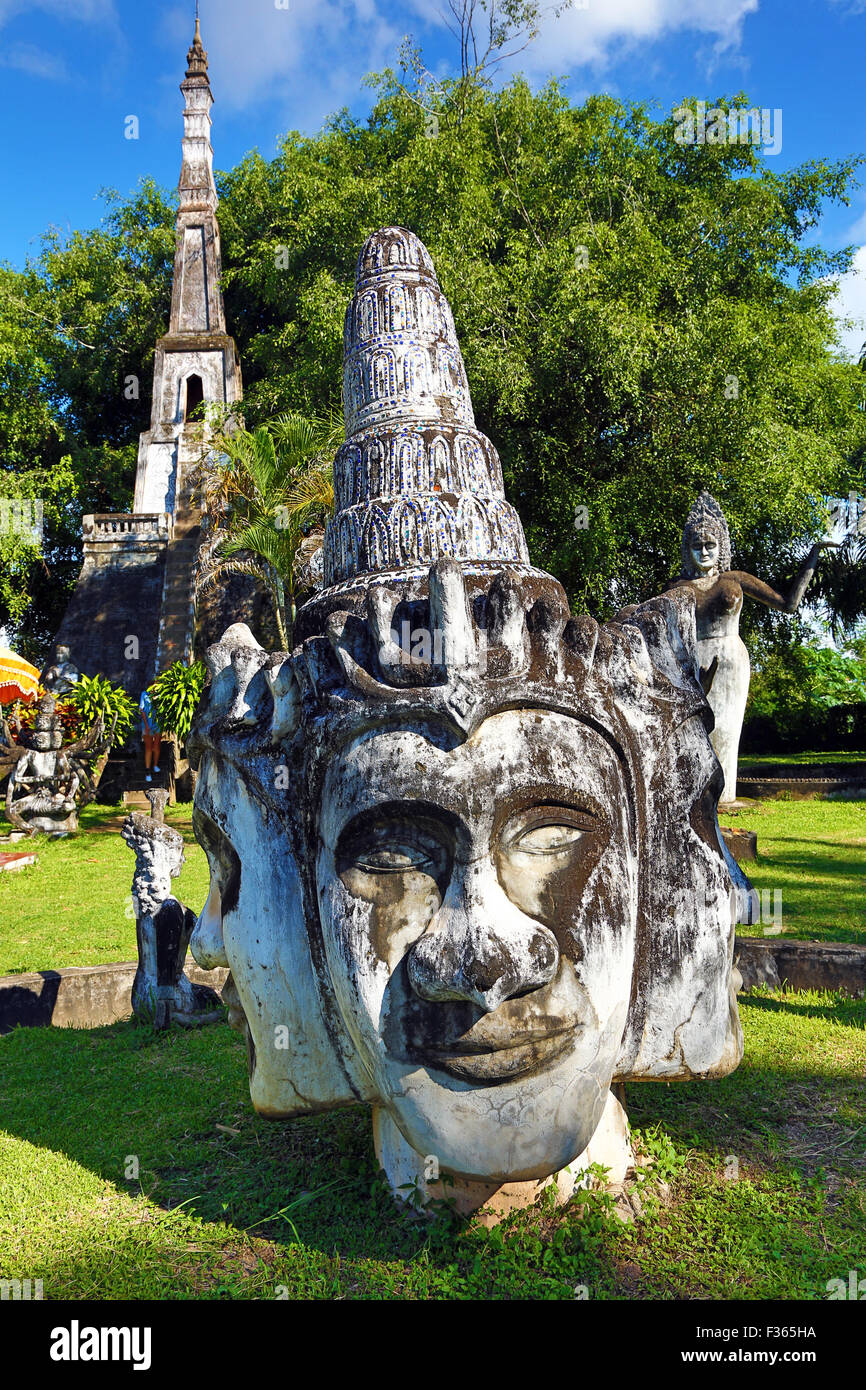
[666,492,836,804]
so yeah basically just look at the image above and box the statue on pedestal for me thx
[665,492,837,804]
[189,229,743,1221]
[121,805,221,1029]
[41,645,81,697]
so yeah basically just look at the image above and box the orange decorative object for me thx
[0,649,40,705]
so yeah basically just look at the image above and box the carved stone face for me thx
[688,529,721,577]
[189,580,743,1193]
[315,708,635,1182]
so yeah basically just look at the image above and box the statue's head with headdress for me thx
[190,230,742,1186]
[32,692,63,752]
[681,491,732,579]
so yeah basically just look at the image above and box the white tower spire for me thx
[132,13,243,668]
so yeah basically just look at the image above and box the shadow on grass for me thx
[747,840,865,863]
[0,996,864,1299]
[740,991,866,1027]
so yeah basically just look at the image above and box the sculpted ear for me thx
[601,595,742,1081]
[191,754,376,1116]
[615,711,743,1082]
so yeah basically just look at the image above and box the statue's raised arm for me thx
[733,539,834,614]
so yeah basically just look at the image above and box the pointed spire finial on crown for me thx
[186,2,208,80]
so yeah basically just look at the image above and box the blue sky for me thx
[1,0,866,353]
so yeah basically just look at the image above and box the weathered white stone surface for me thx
[373,1088,634,1224]
[122,809,221,1030]
[189,232,744,1220]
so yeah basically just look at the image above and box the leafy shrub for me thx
[743,640,866,752]
[151,661,207,744]
[67,674,136,748]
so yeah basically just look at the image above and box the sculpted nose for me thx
[407,860,559,1012]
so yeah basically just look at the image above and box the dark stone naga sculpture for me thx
[2,693,112,837]
[188,228,744,1217]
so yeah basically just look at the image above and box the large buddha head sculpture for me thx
[190,229,742,1198]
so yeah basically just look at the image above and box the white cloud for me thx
[0,0,119,81]
[0,40,69,79]
[830,244,866,362]
[510,0,759,76]
[164,0,402,122]
[394,0,759,77]
[159,0,762,128]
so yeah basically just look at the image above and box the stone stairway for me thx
[156,524,200,671]
[155,439,202,671]
[98,750,173,806]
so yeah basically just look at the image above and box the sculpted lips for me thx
[425,1026,576,1082]
[413,971,584,1083]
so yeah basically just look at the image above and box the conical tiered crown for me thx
[323,227,531,587]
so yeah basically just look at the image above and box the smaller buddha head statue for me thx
[681,492,732,579]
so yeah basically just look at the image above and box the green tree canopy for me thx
[4,71,866,661]
[0,181,175,656]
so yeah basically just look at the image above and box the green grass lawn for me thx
[0,989,863,1300]
[739,751,866,768]
[725,799,866,945]
[0,804,210,975]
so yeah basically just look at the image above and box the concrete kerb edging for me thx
[0,959,229,1033]
[734,937,866,997]
[737,775,866,800]
[1,941,863,1034]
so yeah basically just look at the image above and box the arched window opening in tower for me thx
[185,374,204,422]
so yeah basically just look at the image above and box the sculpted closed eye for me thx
[500,803,604,859]
[337,808,454,893]
[514,824,585,854]
[354,845,436,872]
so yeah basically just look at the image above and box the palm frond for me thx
[221,522,301,573]
[284,462,335,517]
[196,556,268,591]
[196,407,343,625]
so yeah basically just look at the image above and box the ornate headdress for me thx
[321,226,531,596]
[195,228,710,788]
[681,490,732,576]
